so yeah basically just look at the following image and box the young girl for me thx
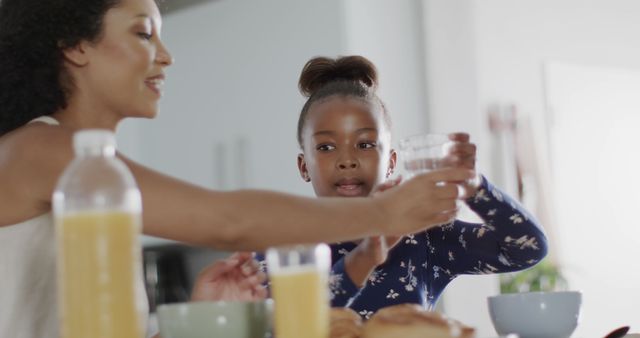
[0,0,474,337]
[288,55,548,318]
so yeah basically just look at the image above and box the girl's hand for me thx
[343,178,403,287]
[344,235,402,288]
[353,235,402,267]
[366,177,403,265]
[190,252,267,302]
[447,132,482,196]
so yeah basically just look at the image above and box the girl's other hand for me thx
[343,178,403,287]
[356,235,402,266]
[371,176,403,195]
[190,252,267,302]
[345,235,402,288]
[367,177,403,264]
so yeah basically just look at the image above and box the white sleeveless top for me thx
[0,116,60,338]
[0,116,156,338]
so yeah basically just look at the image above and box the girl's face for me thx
[298,96,396,198]
[67,0,173,122]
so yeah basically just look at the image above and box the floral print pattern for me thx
[327,176,548,317]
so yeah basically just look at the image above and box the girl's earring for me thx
[303,173,311,182]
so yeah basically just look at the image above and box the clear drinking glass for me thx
[398,133,453,178]
[266,244,331,338]
[399,133,462,245]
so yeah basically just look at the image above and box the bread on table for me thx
[330,307,363,338]
[361,304,475,338]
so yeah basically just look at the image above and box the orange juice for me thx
[56,211,146,338]
[270,266,329,338]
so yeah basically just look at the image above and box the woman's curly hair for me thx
[0,0,120,136]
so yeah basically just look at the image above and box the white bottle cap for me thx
[73,129,117,155]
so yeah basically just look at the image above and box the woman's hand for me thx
[374,167,474,236]
[190,252,267,302]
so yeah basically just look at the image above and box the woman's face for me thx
[298,96,396,198]
[72,0,173,121]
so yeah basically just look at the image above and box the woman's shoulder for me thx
[1,122,73,167]
[0,123,74,225]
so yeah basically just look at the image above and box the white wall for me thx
[343,0,430,144]
[473,0,640,216]
[422,0,640,336]
[421,0,640,209]
[475,0,640,111]
[546,62,640,337]
[422,0,481,136]
[473,0,640,255]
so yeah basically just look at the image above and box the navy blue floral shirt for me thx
[258,176,548,319]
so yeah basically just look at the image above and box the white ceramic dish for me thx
[488,291,582,338]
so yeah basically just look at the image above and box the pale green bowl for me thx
[157,300,272,338]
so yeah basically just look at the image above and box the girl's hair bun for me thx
[298,55,378,97]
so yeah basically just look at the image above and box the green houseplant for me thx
[500,258,568,293]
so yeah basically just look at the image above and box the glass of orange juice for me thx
[266,244,331,338]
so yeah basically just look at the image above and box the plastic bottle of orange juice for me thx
[53,130,147,338]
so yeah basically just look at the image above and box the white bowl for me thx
[488,291,582,338]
